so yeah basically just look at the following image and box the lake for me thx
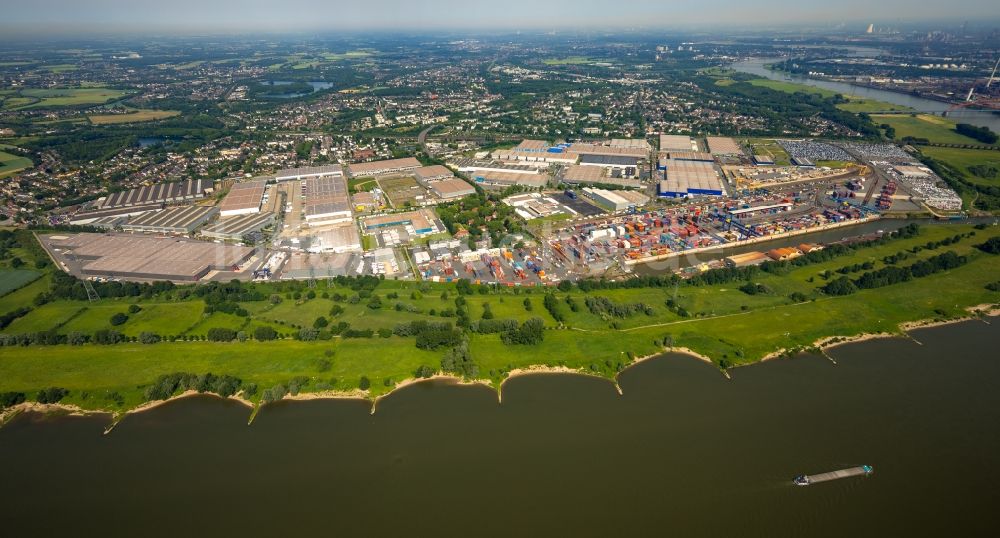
[1,317,998,536]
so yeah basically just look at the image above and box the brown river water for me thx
[1,318,998,537]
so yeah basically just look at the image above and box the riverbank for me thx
[5,310,997,425]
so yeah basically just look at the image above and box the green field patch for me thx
[58,304,130,335]
[4,302,84,334]
[41,64,78,73]
[873,114,985,145]
[16,87,128,109]
[836,98,912,114]
[747,79,839,99]
[120,302,206,337]
[0,148,32,178]
[0,273,50,313]
[0,269,41,297]
[260,297,335,328]
[185,311,249,336]
[920,147,1000,186]
[87,109,180,125]
[542,56,594,66]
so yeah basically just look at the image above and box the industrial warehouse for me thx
[347,157,422,177]
[659,134,698,152]
[200,212,276,242]
[304,174,352,226]
[41,233,257,282]
[274,165,344,182]
[96,179,211,209]
[218,179,267,216]
[582,188,650,212]
[658,159,725,197]
[120,205,219,235]
[562,164,642,188]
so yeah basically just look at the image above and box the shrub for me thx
[109,312,128,326]
[359,376,371,390]
[254,326,278,341]
[139,332,161,344]
[36,387,69,404]
[207,327,237,342]
[128,304,142,314]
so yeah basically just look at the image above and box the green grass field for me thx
[836,98,913,114]
[87,109,180,125]
[16,87,128,109]
[873,114,987,145]
[920,147,1000,186]
[0,148,32,178]
[1,224,998,413]
[542,57,594,66]
[0,269,42,297]
[747,79,840,99]
[745,138,792,166]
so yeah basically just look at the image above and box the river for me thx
[731,58,1000,133]
[1,318,998,536]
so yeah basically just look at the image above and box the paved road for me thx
[417,125,436,157]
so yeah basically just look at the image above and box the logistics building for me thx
[582,188,650,212]
[567,142,649,160]
[494,140,577,165]
[121,206,218,235]
[429,177,476,199]
[274,165,344,182]
[200,213,276,242]
[304,175,352,226]
[97,179,210,210]
[706,137,744,156]
[362,209,439,235]
[578,154,642,168]
[347,157,421,178]
[70,203,163,225]
[218,179,267,217]
[467,170,549,190]
[659,134,697,152]
[302,225,363,254]
[658,159,724,197]
[47,233,254,282]
[414,165,455,183]
[562,165,641,188]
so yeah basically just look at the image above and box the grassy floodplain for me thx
[920,147,1000,187]
[873,113,989,145]
[1,224,999,416]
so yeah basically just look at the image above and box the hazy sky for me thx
[3,0,998,33]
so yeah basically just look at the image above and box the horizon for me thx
[2,0,999,36]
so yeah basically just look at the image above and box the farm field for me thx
[87,109,180,125]
[873,114,986,145]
